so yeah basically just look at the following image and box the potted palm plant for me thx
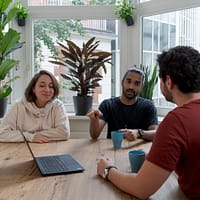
[49,37,112,115]
[14,1,29,26]
[0,0,25,117]
[139,64,158,100]
[115,0,136,26]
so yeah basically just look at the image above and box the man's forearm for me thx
[89,119,101,139]
[141,129,157,141]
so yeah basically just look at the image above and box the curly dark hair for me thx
[157,46,200,93]
[25,70,59,102]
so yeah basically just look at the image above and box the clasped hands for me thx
[32,133,52,143]
[120,128,139,142]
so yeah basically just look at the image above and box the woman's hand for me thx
[32,134,52,143]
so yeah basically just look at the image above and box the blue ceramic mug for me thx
[129,150,145,173]
[111,131,124,149]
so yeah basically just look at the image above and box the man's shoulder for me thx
[100,97,120,105]
[137,97,155,106]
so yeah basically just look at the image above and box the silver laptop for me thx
[19,129,84,176]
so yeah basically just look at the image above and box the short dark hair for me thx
[157,46,200,93]
[25,70,59,102]
[122,67,145,82]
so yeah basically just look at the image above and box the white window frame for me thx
[12,0,200,115]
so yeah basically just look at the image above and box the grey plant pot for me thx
[73,96,93,115]
[0,98,7,118]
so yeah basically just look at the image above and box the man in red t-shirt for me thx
[96,46,200,200]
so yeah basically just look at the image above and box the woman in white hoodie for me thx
[0,70,70,143]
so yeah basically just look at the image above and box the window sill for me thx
[68,113,164,124]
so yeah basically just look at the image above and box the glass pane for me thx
[153,21,158,51]
[170,25,176,48]
[29,0,116,6]
[33,19,119,112]
[160,23,168,51]
[142,18,152,51]
[142,7,200,109]
[142,52,152,66]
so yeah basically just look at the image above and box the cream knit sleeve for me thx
[0,102,25,142]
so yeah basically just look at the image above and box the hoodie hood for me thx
[22,96,54,117]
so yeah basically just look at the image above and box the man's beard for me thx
[123,89,138,100]
[162,85,173,103]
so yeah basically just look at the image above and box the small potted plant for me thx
[115,0,136,26]
[49,37,112,115]
[14,1,29,26]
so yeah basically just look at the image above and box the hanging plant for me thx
[115,0,136,26]
[14,1,29,26]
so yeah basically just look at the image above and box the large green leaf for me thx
[0,75,19,98]
[0,84,12,98]
[0,0,12,12]
[3,7,18,26]
[0,60,19,80]
[0,5,18,32]
[0,29,22,57]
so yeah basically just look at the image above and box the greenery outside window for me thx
[33,19,119,112]
[28,0,116,6]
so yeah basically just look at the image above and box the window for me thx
[10,0,200,116]
[142,7,200,112]
[33,18,119,112]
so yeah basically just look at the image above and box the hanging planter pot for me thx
[125,16,134,26]
[17,18,26,26]
[14,2,29,27]
[115,0,136,26]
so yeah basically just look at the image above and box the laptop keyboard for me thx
[40,156,68,172]
[36,155,82,174]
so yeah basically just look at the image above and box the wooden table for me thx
[0,139,187,200]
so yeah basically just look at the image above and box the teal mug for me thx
[111,131,124,149]
[129,150,145,173]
